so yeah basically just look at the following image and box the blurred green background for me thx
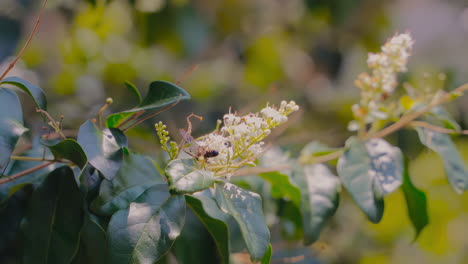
[2,0,468,263]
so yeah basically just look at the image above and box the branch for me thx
[0,0,48,81]
[409,121,468,135]
[0,161,53,186]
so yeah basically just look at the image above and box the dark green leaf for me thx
[416,127,468,193]
[0,76,47,110]
[72,210,108,264]
[401,158,429,240]
[261,244,272,264]
[258,171,301,208]
[214,182,270,262]
[0,88,27,172]
[185,194,230,264]
[107,81,190,128]
[77,120,126,180]
[45,139,87,169]
[124,81,142,103]
[92,151,165,215]
[293,164,340,244]
[23,166,84,264]
[108,189,185,264]
[337,138,384,223]
[166,159,215,194]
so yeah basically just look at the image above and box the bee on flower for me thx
[155,101,299,177]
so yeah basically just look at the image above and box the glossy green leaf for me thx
[337,138,384,223]
[0,88,27,172]
[261,244,272,264]
[77,120,126,180]
[72,210,108,264]
[258,171,301,208]
[45,139,87,169]
[293,164,340,244]
[401,158,429,240]
[0,76,47,110]
[185,194,230,264]
[214,182,270,262]
[23,166,84,264]
[92,151,165,215]
[106,81,190,128]
[416,127,468,193]
[108,190,185,264]
[166,159,215,194]
[124,81,142,103]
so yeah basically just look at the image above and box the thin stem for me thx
[176,64,199,85]
[0,161,53,186]
[0,0,48,81]
[299,150,345,165]
[409,121,468,135]
[10,156,55,162]
[232,164,291,177]
[36,109,66,139]
[368,83,468,139]
[117,111,145,129]
[122,97,183,132]
[97,98,113,128]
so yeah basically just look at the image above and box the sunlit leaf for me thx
[166,159,215,194]
[23,166,84,264]
[106,81,190,128]
[77,120,126,180]
[92,151,165,215]
[0,88,27,172]
[401,158,429,240]
[293,164,340,244]
[0,76,47,110]
[108,189,185,264]
[215,182,270,262]
[416,127,468,193]
[124,81,142,104]
[261,244,272,264]
[185,194,230,264]
[258,171,301,208]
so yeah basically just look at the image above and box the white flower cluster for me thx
[350,33,414,131]
[191,101,299,175]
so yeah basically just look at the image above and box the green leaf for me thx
[108,190,185,264]
[72,210,108,264]
[185,194,230,264]
[428,106,461,131]
[166,159,215,194]
[77,120,126,180]
[92,151,165,215]
[0,76,47,110]
[261,244,272,264]
[258,171,301,208]
[338,138,386,223]
[0,88,27,172]
[23,166,84,264]
[45,139,87,169]
[401,158,429,240]
[416,127,468,193]
[124,81,142,104]
[293,164,340,244]
[214,182,270,262]
[106,81,190,128]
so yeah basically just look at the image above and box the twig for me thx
[409,121,468,135]
[0,0,48,81]
[36,109,66,139]
[368,83,468,139]
[122,96,183,132]
[0,161,53,186]
[97,98,113,128]
[117,110,145,129]
[176,64,199,85]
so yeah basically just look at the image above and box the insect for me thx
[179,128,219,161]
